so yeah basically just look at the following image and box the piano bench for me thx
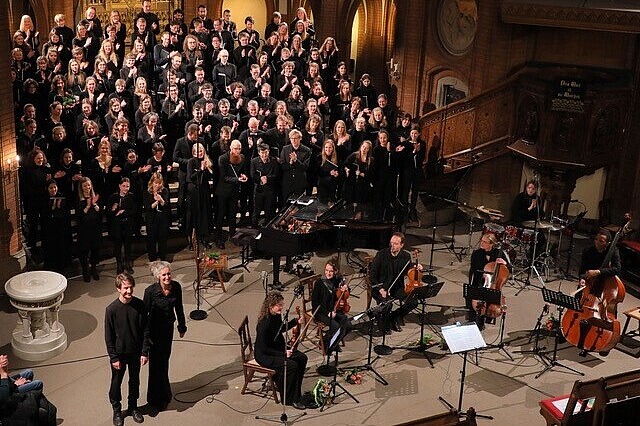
[622,307,640,338]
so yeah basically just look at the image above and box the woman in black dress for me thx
[186,143,215,248]
[144,261,187,411]
[317,140,340,203]
[144,173,170,261]
[311,260,351,354]
[42,180,72,272]
[254,291,307,409]
[76,177,102,282]
[342,140,373,204]
[108,177,136,274]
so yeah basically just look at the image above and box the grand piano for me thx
[256,196,399,285]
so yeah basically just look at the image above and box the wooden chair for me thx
[298,274,326,356]
[237,316,279,403]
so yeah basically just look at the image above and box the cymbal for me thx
[522,220,554,229]
[458,204,491,220]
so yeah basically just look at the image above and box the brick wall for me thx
[0,2,22,257]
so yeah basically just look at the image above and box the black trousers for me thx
[146,214,168,261]
[216,192,239,242]
[271,351,308,405]
[253,187,275,226]
[111,220,132,265]
[317,312,350,352]
[109,354,141,412]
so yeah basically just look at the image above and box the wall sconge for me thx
[387,57,400,81]
[3,155,20,177]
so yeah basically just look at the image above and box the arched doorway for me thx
[222,0,268,39]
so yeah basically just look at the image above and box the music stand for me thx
[534,288,584,379]
[396,282,445,368]
[319,328,359,412]
[438,323,493,421]
[347,311,388,385]
[463,283,512,361]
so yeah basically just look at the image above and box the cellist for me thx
[311,260,351,355]
[467,233,512,328]
[577,229,621,304]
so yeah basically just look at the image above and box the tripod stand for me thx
[395,282,445,368]
[533,288,584,379]
[320,329,360,412]
[348,311,389,385]
[190,229,208,320]
[512,304,548,359]
[439,323,493,421]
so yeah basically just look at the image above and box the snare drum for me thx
[520,229,535,243]
[482,223,505,241]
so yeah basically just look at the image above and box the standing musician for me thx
[311,260,351,355]
[577,229,621,295]
[369,232,423,333]
[467,233,512,326]
[254,292,307,410]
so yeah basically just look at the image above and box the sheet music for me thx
[441,323,486,354]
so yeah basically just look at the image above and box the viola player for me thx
[311,260,351,355]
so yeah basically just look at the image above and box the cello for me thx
[405,249,423,295]
[471,260,510,319]
[561,215,631,356]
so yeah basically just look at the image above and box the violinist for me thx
[369,232,423,333]
[577,229,621,293]
[254,291,307,410]
[311,260,351,355]
[467,233,511,325]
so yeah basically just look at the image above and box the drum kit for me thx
[458,204,570,279]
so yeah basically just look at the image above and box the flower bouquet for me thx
[343,368,363,385]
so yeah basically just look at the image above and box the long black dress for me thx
[254,313,307,405]
[143,281,187,410]
[186,157,214,244]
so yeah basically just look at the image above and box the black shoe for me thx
[391,321,402,332]
[82,271,91,283]
[291,401,306,410]
[129,408,144,423]
[91,267,100,281]
[113,410,124,426]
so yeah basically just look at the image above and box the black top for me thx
[312,276,342,322]
[580,245,621,278]
[104,296,149,362]
[143,281,187,336]
[254,313,297,366]
[512,191,542,224]
[469,247,512,287]
[369,248,412,299]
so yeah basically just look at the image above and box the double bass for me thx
[561,215,631,355]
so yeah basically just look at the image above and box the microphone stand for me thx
[190,229,207,320]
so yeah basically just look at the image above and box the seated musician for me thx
[467,232,512,327]
[512,180,542,225]
[577,229,621,301]
[369,232,423,333]
[254,292,307,410]
[311,260,351,355]
[511,180,546,254]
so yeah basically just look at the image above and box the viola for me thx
[405,249,423,295]
[471,260,509,318]
[334,277,351,313]
[289,306,302,347]
[561,214,631,355]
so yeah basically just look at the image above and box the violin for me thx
[289,306,302,347]
[334,277,351,314]
[561,214,631,355]
[405,249,423,295]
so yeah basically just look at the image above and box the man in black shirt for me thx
[250,143,279,227]
[369,232,423,332]
[579,229,621,287]
[105,273,149,426]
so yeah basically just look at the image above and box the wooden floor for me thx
[1,222,639,426]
